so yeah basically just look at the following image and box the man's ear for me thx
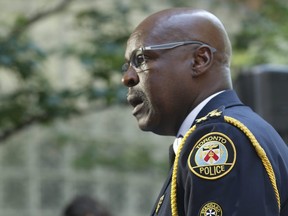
[191,46,214,77]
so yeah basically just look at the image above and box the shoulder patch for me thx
[188,132,236,180]
[199,201,223,216]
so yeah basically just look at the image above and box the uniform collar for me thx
[177,91,224,137]
[173,91,224,153]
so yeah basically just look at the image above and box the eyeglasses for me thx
[121,40,217,73]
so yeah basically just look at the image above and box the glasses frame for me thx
[122,40,217,73]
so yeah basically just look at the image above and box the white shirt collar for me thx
[173,91,224,153]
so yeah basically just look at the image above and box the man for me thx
[121,8,288,216]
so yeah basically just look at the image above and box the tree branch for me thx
[0,115,50,143]
[9,0,75,37]
[0,104,114,143]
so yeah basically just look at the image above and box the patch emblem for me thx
[199,202,223,216]
[188,132,236,180]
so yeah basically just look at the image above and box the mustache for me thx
[127,88,148,107]
[127,88,145,99]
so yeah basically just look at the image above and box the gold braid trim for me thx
[171,125,197,216]
[224,116,280,211]
[170,116,280,216]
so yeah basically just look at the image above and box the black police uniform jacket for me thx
[151,90,288,216]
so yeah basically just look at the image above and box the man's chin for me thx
[137,116,154,132]
[138,121,152,132]
[137,116,175,136]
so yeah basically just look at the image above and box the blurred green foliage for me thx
[232,0,288,68]
[72,139,167,173]
[0,1,131,141]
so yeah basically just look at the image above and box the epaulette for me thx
[195,106,225,125]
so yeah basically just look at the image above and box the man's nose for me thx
[121,68,140,87]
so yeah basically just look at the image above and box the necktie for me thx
[169,144,175,168]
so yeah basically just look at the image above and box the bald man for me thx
[122,8,288,216]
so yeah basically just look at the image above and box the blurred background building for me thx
[0,0,287,216]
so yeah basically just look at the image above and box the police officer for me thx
[121,8,288,216]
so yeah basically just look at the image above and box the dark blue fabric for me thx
[151,90,288,216]
[281,200,288,216]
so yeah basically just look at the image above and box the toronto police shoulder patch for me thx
[188,132,236,180]
[199,201,223,216]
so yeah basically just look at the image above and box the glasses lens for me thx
[122,49,147,73]
[121,63,129,73]
[132,50,145,68]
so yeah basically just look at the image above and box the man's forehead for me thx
[128,31,143,47]
[125,30,147,58]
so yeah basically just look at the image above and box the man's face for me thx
[122,30,194,136]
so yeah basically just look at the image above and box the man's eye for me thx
[134,54,146,67]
